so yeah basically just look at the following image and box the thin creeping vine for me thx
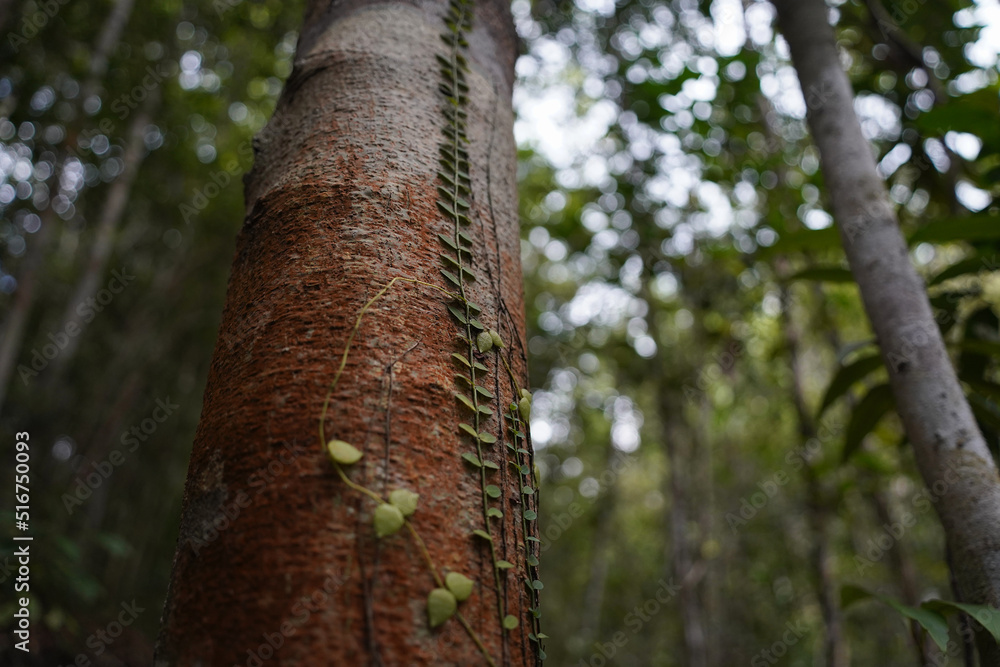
[319,277,497,667]
[315,0,545,660]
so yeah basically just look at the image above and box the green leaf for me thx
[458,231,473,246]
[445,572,474,601]
[531,579,544,590]
[455,392,477,413]
[786,266,854,283]
[485,485,501,498]
[483,460,500,470]
[374,503,405,538]
[929,255,996,285]
[521,486,535,495]
[389,489,419,517]
[496,560,515,569]
[451,353,470,367]
[327,440,363,465]
[437,200,459,218]
[459,422,478,438]
[761,226,841,256]
[427,588,458,627]
[475,385,495,400]
[438,232,458,250]
[447,304,468,324]
[476,330,494,353]
[487,507,503,518]
[503,614,519,630]
[818,354,885,417]
[839,586,949,651]
[523,509,538,520]
[472,529,493,541]
[479,432,497,444]
[923,599,1000,644]
[472,361,488,373]
[478,405,494,416]
[526,554,539,566]
[441,269,462,288]
[462,452,482,467]
[843,383,896,462]
[909,214,1000,245]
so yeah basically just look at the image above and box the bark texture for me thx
[773,0,1000,655]
[157,0,535,665]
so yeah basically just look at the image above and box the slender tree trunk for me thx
[773,0,1000,658]
[156,1,538,664]
[51,97,153,368]
[0,0,136,409]
[779,284,847,667]
[0,207,55,413]
[578,437,619,641]
[82,0,135,100]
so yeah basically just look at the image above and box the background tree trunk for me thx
[773,0,1000,658]
[156,0,539,664]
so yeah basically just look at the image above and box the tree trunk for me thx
[52,97,153,369]
[156,0,540,665]
[778,283,847,667]
[0,207,55,413]
[773,0,1000,658]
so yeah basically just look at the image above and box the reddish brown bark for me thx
[156,0,536,665]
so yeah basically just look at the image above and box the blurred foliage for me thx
[0,0,998,664]
[0,0,304,662]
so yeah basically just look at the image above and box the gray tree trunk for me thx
[773,0,1000,658]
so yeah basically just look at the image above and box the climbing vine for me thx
[436,0,545,659]
[315,0,545,662]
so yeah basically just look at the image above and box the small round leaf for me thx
[389,488,419,517]
[427,588,457,627]
[476,330,494,353]
[489,329,504,348]
[327,440,363,465]
[518,397,531,421]
[503,614,519,630]
[445,572,474,601]
[373,503,405,538]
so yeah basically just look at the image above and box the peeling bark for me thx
[156,1,535,664]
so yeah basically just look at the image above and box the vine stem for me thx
[319,276,461,447]
[317,274,498,666]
